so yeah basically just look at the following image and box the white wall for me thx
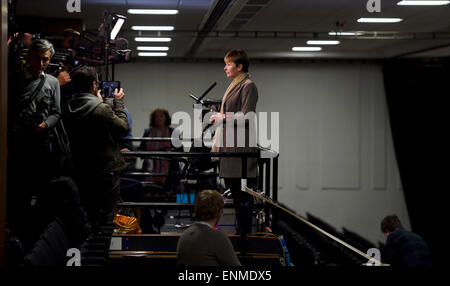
[115,60,410,246]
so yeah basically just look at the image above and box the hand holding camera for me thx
[114,87,125,100]
[100,81,120,98]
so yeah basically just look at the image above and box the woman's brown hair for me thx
[150,108,171,127]
[224,49,250,73]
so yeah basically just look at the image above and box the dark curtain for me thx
[383,58,449,266]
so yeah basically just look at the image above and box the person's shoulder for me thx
[208,228,230,241]
[179,223,205,239]
[395,228,413,237]
[390,228,421,243]
[243,78,255,85]
[242,78,257,90]
[91,101,113,116]
[97,101,113,110]
[187,223,224,236]
[45,73,59,85]
[399,229,427,244]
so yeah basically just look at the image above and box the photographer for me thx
[7,38,63,251]
[66,66,129,232]
[9,38,61,140]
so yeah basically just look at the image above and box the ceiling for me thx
[14,0,450,60]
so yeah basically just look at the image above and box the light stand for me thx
[104,12,126,81]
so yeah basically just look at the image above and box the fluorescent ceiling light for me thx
[135,37,172,42]
[397,1,449,5]
[110,15,126,40]
[128,9,178,15]
[357,18,403,23]
[328,31,363,36]
[307,40,340,45]
[132,26,174,31]
[137,46,170,51]
[138,52,168,57]
[292,47,322,52]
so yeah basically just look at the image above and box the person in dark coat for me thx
[381,214,432,266]
[66,66,129,231]
[7,39,62,250]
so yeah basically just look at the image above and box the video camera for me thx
[46,16,132,75]
[8,5,131,76]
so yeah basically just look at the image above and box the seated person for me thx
[176,190,241,266]
[381,214,432,266]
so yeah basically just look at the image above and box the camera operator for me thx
[66,66,129,232]
[7,38,62,249]
[53,28,78,88]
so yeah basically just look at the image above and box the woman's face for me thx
[154,111,166,127]
[224,58,242,78]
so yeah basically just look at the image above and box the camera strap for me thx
[18,74,46,109]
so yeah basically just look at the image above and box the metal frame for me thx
[119,137,280,253]
[121,141,279,204]
[0,0,8,267]
[123,29,450,41]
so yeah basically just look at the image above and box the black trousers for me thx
[74,171,121,232]
[224,178,256,235]
[7,145,56,251]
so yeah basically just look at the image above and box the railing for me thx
[120,137,279,205]
[118,137,279,255]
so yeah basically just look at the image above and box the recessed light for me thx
[137,46,170,51]
[132,26,174,31]
[128,9,179,15]
[292,47,322,52]
[397,1,449,5]
[307,40,340,45]
[357,18,403,23]
[138,52,168,57]
[328,31,363,36]
[135,37,172,42]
